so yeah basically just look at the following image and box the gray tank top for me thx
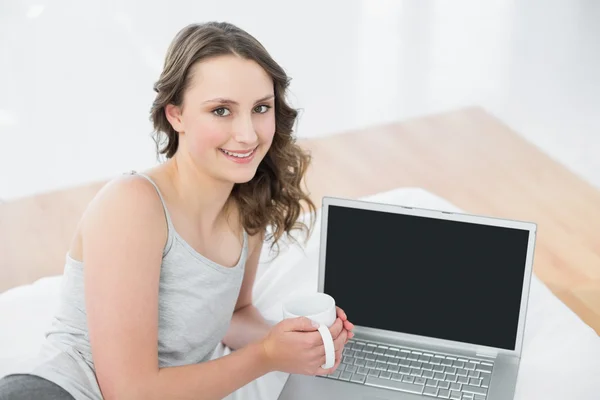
[27,172,248,400]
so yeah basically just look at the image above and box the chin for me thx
[223,169,259,185]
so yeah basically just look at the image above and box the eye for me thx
[213,107,231,117]
[254,105,271,114]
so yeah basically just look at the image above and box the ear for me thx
[165,104,185,133]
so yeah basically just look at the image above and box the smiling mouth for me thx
[218,147,257,158]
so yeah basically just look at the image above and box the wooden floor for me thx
[298,107,600,335]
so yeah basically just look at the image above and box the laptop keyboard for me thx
[320,339,494,400]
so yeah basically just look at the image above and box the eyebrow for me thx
[203,94,275,106]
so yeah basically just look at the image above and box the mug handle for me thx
[316,323,335,369]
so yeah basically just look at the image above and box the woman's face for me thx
[167,54,276,184]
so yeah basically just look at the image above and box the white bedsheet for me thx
[1,188,599,399]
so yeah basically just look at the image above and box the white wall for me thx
[1,0,599,200]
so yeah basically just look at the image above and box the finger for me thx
[306,331,325,347]
[336,306,348,321]
[329,318,344,340]
[316,358,341,376]
[334,329,348,353]
[343,319,355,331]
[283,316,319,333]
[344,330,354,344]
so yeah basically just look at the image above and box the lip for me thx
[219,146,258,164]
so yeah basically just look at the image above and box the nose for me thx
[233,115,258,144]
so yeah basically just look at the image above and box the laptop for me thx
[278,195,537,400]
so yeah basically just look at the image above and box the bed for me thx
[1,187,599,399]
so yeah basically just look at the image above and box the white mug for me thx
[282,292,337,369]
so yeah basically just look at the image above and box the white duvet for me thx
[1,188,599,399]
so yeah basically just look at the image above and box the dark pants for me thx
[0,374,75,400]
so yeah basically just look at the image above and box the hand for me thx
[335,306,355,344]
[260,316,347,376]
[324,307,355,374]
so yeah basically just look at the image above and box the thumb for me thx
[281,317,320,332]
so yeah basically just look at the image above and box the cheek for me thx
[257,115,276,143]
[188,119,229,153]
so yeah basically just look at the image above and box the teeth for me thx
[221,148,254,158]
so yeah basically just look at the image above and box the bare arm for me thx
[82,177,274,400]
[222,233,273,350]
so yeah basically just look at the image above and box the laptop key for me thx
[365,376,424,395]
[426,379,438,387]
[355,359,366,367]
[350,373,367,384]
[422,370,434,379]
[450,391,461,400]
[340,371,352,381]
[414,377,427,385]
[465,362,477,371]
[379,371,392,380]
[391,373,403,381]
[422,362,434,371]
[438,389,450,399]
[345,365,358,374]
[476,364,493,373]
[388,365,400,373]
[438,381,450,390]
[368,369,380,377]
[462,385,487,396]
[481,376,491,388]
[357,367,369,375]
[423,386,438,397]
[457,376,469,384]
[469,378,482,386]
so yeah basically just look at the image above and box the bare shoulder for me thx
[69,174,168,261]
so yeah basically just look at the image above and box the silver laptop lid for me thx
[317,196,537,359]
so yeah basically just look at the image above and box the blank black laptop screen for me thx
[323,205,531,351]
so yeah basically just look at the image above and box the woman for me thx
[0,22,354,399]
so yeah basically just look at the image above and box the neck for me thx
[164,153,235,232]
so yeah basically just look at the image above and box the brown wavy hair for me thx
[150,22,316,253]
